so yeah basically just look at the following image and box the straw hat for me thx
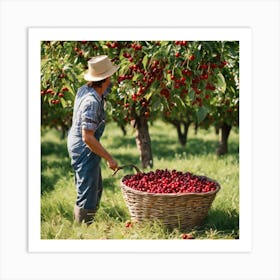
[84,55,119,81]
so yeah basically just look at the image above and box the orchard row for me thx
[41,41,239,165]
[41,40,238,129]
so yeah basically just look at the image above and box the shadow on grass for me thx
[111,153,141,168]
[103,177,120,192]
[41,140,69,158]
[152,137,239,159]
[107,133,239,161]
[100,203,130,222]
[107,135,136,150]
[41,158,73,194]
[201,208,239,237]
[41,140,72,194]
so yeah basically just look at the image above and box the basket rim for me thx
[120,175,221,197]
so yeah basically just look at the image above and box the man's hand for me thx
[107,158,118,171]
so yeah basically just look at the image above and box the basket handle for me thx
[112,164,142,176]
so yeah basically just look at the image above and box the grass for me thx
[41,120,239,240]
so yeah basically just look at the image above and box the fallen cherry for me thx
[125,221,132,228]
[182,233,194,239]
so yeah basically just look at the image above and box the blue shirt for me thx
[71,84,105,135]
[67,84,106,163]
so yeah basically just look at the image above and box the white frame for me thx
[1,1,279,279]
[28,27,252,253]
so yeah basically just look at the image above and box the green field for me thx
[41,120,239,239]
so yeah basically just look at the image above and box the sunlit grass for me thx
[41,120,239,239]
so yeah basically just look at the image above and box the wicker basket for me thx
[120,176,220,230]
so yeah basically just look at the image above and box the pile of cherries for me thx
[122,169,218,194]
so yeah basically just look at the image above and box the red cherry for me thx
[182,233,194,239]
[122,169,217,194]
[189,55,195,61]
[46,88,55,95]
[125,221,132,228]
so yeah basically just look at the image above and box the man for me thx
[67,55,119,225]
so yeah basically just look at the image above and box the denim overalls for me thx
[67,85,106,217]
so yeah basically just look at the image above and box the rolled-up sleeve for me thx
[80,97,99,131]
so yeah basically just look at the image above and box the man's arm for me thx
[82,128,118,170]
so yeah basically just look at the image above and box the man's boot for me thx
[73,204,96,225]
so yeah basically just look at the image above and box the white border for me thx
[1,1,279,279]
[28,27,252,253]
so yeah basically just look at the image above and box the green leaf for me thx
[196,106,209,123]
[142,55,148,70]
[216,72,226,93]
[144,89,153,101]
[60,98,66,108]
[173,95,186,111]
[132,73,142,82]
[189,89,195,101]
[152,100,162,112]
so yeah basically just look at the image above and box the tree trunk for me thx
[177,121,190,146]
[168,119,191,146]
[216,122,232,155]
[120,124,127,136]
[133,114,153,169]
[194,122,198,135]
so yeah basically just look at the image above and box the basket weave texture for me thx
[120,176,220,230]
